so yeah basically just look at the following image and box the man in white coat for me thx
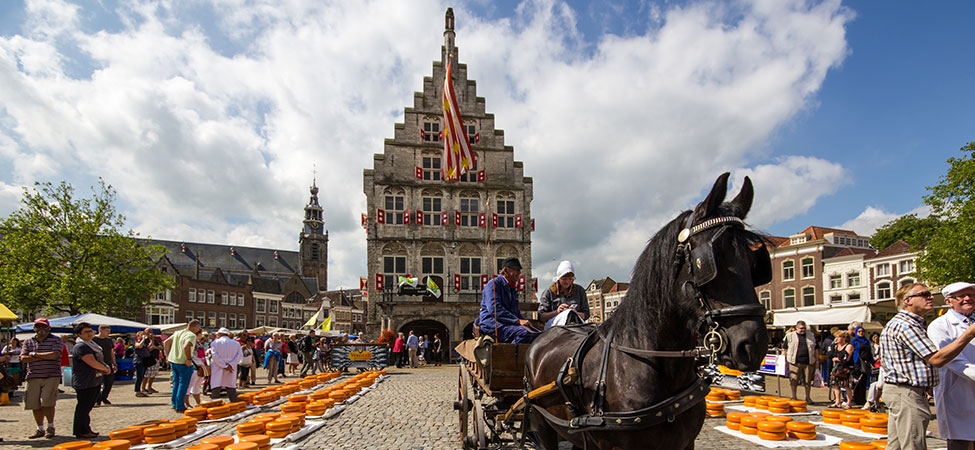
[209,328,243,402]
[928,282,975,450]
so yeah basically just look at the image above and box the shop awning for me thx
[15,313,159,334]
[0,303,17,321]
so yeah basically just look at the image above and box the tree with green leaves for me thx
[870,213,940,251]
[0,179,172,316]
[915,142,975,285]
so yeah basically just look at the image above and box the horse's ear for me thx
[729,176,754,219]
[694,172,730,219]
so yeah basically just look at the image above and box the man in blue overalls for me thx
[478,258,542,343]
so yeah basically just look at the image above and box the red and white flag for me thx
[454,211,461,226]
[515,214,522,228]
[441,211,449,225]
[477,170,485,182]
[479,213,486,227]
[415,167,423,179]
[416,210,424,224]
[403,209,410,225]
[377,209,385,224]
[454,274,461,290]
[492,213,498,227]
[360,277,368,291]
[442,56,476,180]
[375,273,384,291]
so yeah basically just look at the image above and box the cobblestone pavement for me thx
[0,366,950,449]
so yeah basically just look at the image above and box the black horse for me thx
[525,173,770,450]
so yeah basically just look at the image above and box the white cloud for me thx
[838,204,932,237]
[0,0,854,288]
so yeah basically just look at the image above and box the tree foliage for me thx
[915,142,975,285]
[0,180,172,316]
[870,213,940,251]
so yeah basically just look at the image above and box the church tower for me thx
[299,178,328,292]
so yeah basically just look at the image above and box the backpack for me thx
[300,336,315,353]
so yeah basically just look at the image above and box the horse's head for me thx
[678,172,770,371]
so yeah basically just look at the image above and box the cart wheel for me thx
[457,366,471,448]
[472,399,488,449]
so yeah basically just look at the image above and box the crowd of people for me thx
[390,330,443,368]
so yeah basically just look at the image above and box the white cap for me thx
[942,282,975,298]
[552,260,575,283]
[217,327,232,335]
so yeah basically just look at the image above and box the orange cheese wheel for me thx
[288,394,308,403]
[758,431,786,441]
[740,416,762,428]
[200,400,223,408]
[758,421,787,433]
[765,416,793,424]
[144,425,176,437]
[871,440,888,449]
[109,428,143,440]
[179,417,199,427]
[266,430,290,439]
[768,406,791,414]
[170,421,187,432]
[842,412,867,421]
[788,431,818,440]
[184,445,219,450]
[750,412,771,418]
[224,443,259,450]
[840,442,878,450]
[743,397,757,406]
[861,425,888,434]
[280,403,304,413]
[786,421,816,433]
[200,436,235,449]
[705,394,725,402]
[256,412,281,420]
[208,405,231,415]
[843,421,862,429]
[860,418,888,428]
[726,421,740,430]
[867,413,889,421]
[824,417,844,425]
[707,411,724,417]
[265,421,293,432]
[306,407,327,414]
[791,407,808,413]
[249,417,274,427]
[239,435,271,447]
[726,412,747,423]
[144,434,176,444]
[787,400,807,408]
[92,439,132,450]
[740,425,758,435]
[237,422,265,435]
[54,442,92,450]
[821,409,844,419]
[768,400,790,409]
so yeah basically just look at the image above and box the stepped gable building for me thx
[140,180,328,328]
[363,8,535,345]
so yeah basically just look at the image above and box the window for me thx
[829,295,842,304]
[829,274,842,289]
[460,257,482,291]
[899,259,915,274]
[269,300,279,314]
[256,298,266,313]
[229,313,236,329]
[848,293,861,302]
[422,197,442,226]
[185,311,194,322]
[196,311,205,322]
[239,314,246,329]
[237,294,245,307]
[759,291,771,310]
[208,312,216,327]
[459,159,479,183]
[460,196,479,226]
[145,305,175,325]
[801,257,814,278]
[802,287,815,306]
[467,124,477,145]
[876,263,891,277]
[207,290,215,303]
[268,316,278,327]
[877,282,892,299]
[422,156,441,181]
[783,288,796,308]
[900,278,915,288]
[384,195,405,225]
[782,261,795,281]
[383,256,407,291]
[256,315,265,327]
[218,312,227,327]
[422,121,440,142]
[497,199,515,228]
[221,292,228,305]
[188,288,197,303]
[847,272,861,287]
[422,256,444,274]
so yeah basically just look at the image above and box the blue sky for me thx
[0,0,971,287]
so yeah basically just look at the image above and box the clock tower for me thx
[299,178,328,292]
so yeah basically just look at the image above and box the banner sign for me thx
[757,353,787,376]
[330,343,389,370]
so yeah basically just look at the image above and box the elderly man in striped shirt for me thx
[880,283,975,450]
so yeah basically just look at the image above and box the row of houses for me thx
[585,225,927,328]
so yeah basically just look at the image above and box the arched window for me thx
[383,187,406,225]
[782,260,795,281]
[802,286,815,306]
[783,288,796,308]
[421,188,444,226]
[876,281,892,300]
[759,291,771,310]
[801,257,815,278]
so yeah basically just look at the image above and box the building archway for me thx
[399,319,450,362]
[462,321,475,340]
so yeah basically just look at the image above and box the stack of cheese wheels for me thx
[236,421,266,436]
[108,427,144,446]
[705,401,725,417]
[767,400,791,414]
[742,396,757,408]
[309,390,330,401]
[305,401,327,417]
[859,413,889,435]
[288,394,308,404]
[842,410,869,429]
[277,415,301,433]
[237,392,255,405]
[722,389,741,401]
[54,441,93,450]
[200,400,223,408]
[177,417,199,434]
[184,444,219,450]
[185,406,209,421]
[208,404,233,420]
[839,442,878,450]
[739,415,762,435]
[705,389,726,403]
[265,418,294,438]
[821,408,844,424]
[280,402,304,414]
[226,401,247,414]
[225,443,259,450]
[299,380,317,389]
[239,434,272,450]
[786,421,817,440]
[91,440,131,450]
[199,435,235,450]
[143,424,177,444]
[788,400,808,413]
[169,420,188,438]
[253,392,277,405]
[281,412,306,428]
[757,419,787,440]
[754,397,770,410]
[870,440,888,449]
[725,412,746,431]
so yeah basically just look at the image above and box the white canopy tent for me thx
[771,299,900,328]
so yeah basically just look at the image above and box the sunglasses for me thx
[907,291,934,299]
